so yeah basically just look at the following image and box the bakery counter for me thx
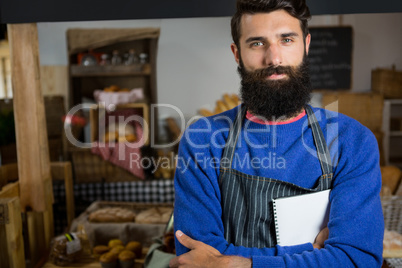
[42,255,145,268]
[41,201,173,268]
[42,240,148,267]
[42,259,100,268]
[70,201,173,248]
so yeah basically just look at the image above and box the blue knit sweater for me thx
[174,105,384,267]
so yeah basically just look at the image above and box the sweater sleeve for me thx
[173,119,313,258]
[251,122,384,267]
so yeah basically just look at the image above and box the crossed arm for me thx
[169,228,329,268]
[169,230,252,268]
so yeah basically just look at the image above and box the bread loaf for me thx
[135,207,173,224]
[383,229,402,258]
[88,207,135,223]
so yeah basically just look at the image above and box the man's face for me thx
[231,10,312,120]
[231,10,310,76]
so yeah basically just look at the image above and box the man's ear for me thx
[305,34,311,55]
[231,43,240,65]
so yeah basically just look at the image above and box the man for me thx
[170,0,384,267]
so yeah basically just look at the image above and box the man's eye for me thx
[282,38,292,43]
[252,41,264,47]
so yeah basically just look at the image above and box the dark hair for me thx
[231,0,311,48]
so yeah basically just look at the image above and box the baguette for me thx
[231,94,240,104]
[216,100,229,112]
[223,93,238,109]
[199,108,214,117]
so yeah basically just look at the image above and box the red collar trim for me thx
[246,110,306,125]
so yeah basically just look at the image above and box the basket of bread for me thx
[69,201,173,251]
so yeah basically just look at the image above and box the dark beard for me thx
[239,56,312,121]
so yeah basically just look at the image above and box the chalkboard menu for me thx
[308,26,353,90]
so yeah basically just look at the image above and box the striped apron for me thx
[219,105,333,248]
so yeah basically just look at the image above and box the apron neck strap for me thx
[220,105,247,169]
[305,105,333,175]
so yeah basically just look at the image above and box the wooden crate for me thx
[0,197,25,268]
[372,66,402,99]
[321,92,384,132]
[0,162,76,267]
[0,175,49,268]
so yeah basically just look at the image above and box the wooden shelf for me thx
[388,99,402,105]
[70,64,151,77]
[67,29,159,137]
[384,99,402,165]
[390,131,402,137]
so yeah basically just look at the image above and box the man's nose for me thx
[264,44,282,66]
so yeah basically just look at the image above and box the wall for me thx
[37,13,402,119]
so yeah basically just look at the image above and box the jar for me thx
[99,54,111,66]
[81,53,97,66]
[139,53,148,64]
[125,49,139,65]
[111,50,122,65]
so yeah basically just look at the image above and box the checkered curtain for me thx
[52,179,175,234]
[54,179,175,203]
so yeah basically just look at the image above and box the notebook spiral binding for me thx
[272,199,281,245]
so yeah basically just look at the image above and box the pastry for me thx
[100,252,118,268]
[118,250,136,268]
[109,245,125,256]
[104,85,120,92]
[126,241,142,258]
[93,245,110,260]
[108,239,124,248]
[103,123,137,143]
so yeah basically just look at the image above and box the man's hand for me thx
[313,227,329,249]
[169,230,251,268]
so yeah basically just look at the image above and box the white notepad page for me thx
[273,189,330,246]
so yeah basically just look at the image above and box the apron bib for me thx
[219,105,333,248]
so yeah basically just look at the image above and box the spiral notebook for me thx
[273,189,331,246]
